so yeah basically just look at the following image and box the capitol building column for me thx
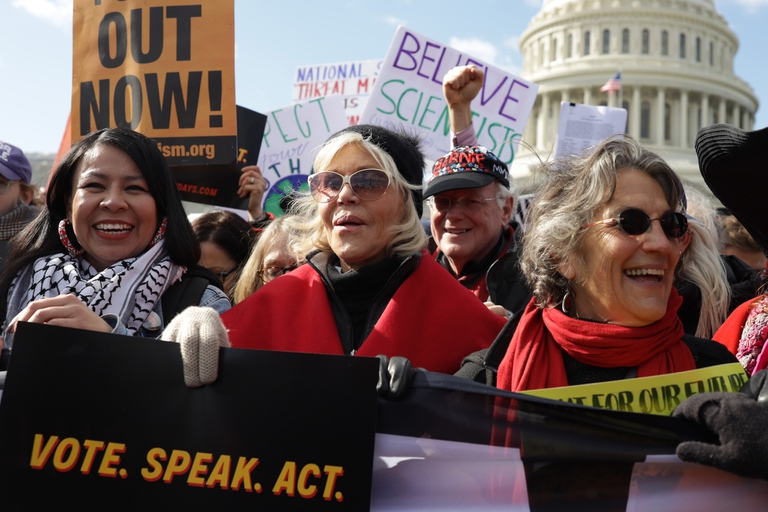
[630,86,641,139]
[680,90,689,149]
[537,92,551,151]
[718,99,726,126]
[583,86,592,106]
[702,94,710,128]
[656,88,666,146]
[733,104,741,128]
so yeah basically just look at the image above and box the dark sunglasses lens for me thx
[617,209,651,235]
[351,170,389,199]
[309,173,342,201]
[660,212,687,238]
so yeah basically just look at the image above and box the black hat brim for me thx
[697,123,768,257]
[423,172,498,199]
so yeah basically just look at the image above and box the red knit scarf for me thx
[497,289,695,392]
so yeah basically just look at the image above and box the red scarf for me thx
[497,289,695,392]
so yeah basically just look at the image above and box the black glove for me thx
[739,369,768,404]
[376,355,416,399]
[672,390,768,480]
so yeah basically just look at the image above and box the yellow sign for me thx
[520,363,748,416]
[72,0,237,166]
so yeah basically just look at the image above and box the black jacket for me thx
[430,225,532,318]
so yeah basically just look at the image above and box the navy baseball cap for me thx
[0,141,32,183]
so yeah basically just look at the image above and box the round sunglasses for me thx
[582,209,688,239]
[308,169,390,202]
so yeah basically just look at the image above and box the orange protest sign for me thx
[72,0,236,168]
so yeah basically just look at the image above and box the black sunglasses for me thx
[308,169,390,202]
[582,209,688,239]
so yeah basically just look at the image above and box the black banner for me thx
[0,322,378,510]
[3,323,768,510]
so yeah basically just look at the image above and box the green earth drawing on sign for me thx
[264,175,310,217]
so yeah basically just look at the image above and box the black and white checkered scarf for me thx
[9,241,183,334]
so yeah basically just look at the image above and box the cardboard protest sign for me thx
[72,0,238,206]
[361,27,538,164]
[257,97,347,217]
[521,363,747,415]
[0,322,378,510]
[229,105,268,211]
[236,106,268,170]
[293,60,383,126]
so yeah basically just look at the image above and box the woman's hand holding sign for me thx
[8,294,112,335]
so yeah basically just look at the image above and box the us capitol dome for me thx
[513,0,758,187]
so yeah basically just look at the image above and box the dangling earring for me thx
[148,217,168,248]
[561,289,572,314]
[58,219,84,258]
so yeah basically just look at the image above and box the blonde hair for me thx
[233,215,308,304]
[678,187,730,338]
[292,130,427,260]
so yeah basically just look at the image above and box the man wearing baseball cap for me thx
[426,65,533,385]
[0,140,38,241]
[426,65,531,319]
[424,145,529,321]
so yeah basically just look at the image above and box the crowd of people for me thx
[1,64,768,481]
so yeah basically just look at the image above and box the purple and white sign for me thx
[361,26,538,165]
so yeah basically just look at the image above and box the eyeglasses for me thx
[427,196,497,213]
[0,179,17,195]
[308,169,390,202]
[258,265,297,281]
[582,209,688,239]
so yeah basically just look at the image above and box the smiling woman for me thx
[69,144,159,271]
[494,136,736,392]
[0,128,230,349]
[216,124,507,374]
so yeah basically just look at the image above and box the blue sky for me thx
[0,0,765,154]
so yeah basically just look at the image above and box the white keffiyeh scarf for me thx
[8,241,184,335]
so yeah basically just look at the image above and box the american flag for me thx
[600,72,622,93]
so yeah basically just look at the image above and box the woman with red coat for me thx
[220,125,506,374]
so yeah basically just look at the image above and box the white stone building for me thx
[513,0,758,186]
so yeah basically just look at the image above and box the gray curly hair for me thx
[521,136,685,308]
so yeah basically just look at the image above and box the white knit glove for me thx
[161,306,230,388]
